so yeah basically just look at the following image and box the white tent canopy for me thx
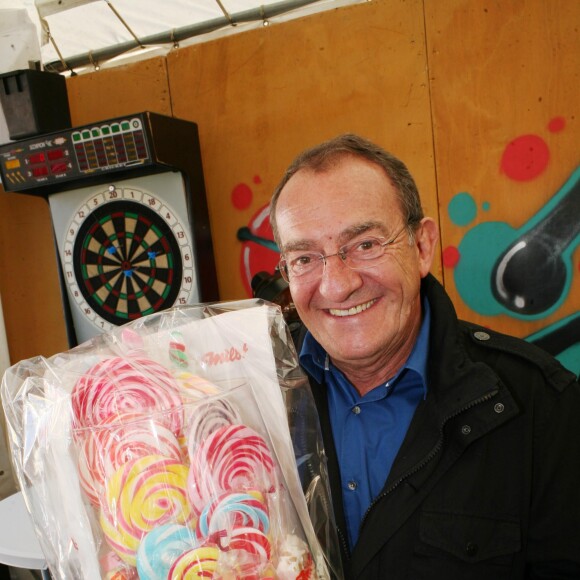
[0,0,359,75]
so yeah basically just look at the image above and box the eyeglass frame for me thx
[276,224,411,283]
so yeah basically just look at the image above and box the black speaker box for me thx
[0,69,71,141]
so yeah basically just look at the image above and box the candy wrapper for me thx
[1,299,342,579]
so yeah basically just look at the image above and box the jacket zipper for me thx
[357,388,499,535]
[336,524,351,561]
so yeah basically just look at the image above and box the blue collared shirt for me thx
[300,300,430,549]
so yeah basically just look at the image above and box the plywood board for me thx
[0,189,68,361]
[427,0,580,371]
[66,57,172,125]
[167,0,439,299]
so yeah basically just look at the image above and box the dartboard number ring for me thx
[62,184,195,333]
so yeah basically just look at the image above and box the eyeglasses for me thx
[277,225,409,283]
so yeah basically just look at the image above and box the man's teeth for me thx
[329,299,375,317]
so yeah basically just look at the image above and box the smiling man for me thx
[270,134,580,579]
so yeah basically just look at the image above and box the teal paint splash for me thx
[448,192,477,226]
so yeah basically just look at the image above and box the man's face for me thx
[274,155,437,370]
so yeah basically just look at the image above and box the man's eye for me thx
[355,239,379,252]
[293,254,313,267]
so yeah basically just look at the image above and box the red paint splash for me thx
[253,175,262,184]
[547,116,566,133]
[231,183,253,210]
[500,134,550,181]
[442,246,460,268]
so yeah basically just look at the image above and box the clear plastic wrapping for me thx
[1,299,342,579]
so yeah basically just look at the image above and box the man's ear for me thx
[416,217,439,278]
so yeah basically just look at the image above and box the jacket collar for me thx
[422,274,502,414]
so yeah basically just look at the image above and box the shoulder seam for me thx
[461,321,576,393]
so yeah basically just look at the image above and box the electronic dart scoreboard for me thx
[0,112,219,346]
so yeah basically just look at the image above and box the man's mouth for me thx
[329,299,376,317]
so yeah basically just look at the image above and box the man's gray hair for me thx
[269,133,424,244]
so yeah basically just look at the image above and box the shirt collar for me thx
[300,297,431,394]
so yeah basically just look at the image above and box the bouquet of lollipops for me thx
[2,301,340,580]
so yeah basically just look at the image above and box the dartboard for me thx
[62,183,195,333]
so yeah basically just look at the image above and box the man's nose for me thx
[318,254,362,298]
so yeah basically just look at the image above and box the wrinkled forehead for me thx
[271,153,391,239]
[279,156,399,208]
[275,165,403,252]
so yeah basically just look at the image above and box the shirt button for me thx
[352,405,361,415]
[461,425,472,435]
[347,481,357,491]
[494,403,505,413]
[465,542,478,557]
[474,331,490,341]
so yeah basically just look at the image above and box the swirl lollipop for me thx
[187,424,277,515]
[167,545,221,579]
[78,413,182,506]
[186,399,241,460]
[228,526,271,559]
[100,454,192,566]
[72,356,183,435]
[221,527,271,578]
[196,490,269,542]
[136,524,199,580]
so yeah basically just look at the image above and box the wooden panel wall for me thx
[66,57,172,124]
[167,0,438,299]
[426,0,579,370]
[0,191,68,361]
[0,0,578,374]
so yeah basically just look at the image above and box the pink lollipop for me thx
[222,527,271,577]
[227,526,271,559]
[77,413,182,506]
[186,399,241,460]
[167,545,221,579]
[187,424,277,515]
[71,356,183,435]
[100,454,193,566]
